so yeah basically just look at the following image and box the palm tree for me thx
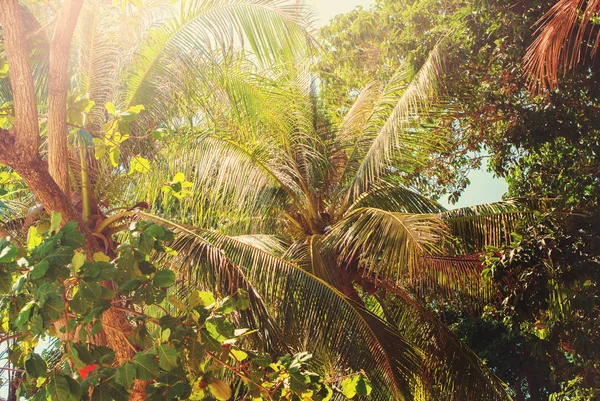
[119,45,526,400]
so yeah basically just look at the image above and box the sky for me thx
[305,0,509,209]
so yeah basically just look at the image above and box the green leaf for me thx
[72,252,86,273]
[189,291,215,308]
[144,224,164,239]
[115,362,137,388]
[152,270,176,288]
[46,246,75,265]
[230,348,248,362]
[90,320,103,337]
[43,296,65,320]
[355,376,372,396]
[0,241,18,263]
[105,102,116,116]
[132,353,159,380]
[167,381,191,399]
[30,259,50,279]
[91,383,112,401]
[109,147,121,168]
[50,211,62,233]
[93,252,111,262]
[156,344,178,371]
[25,353,47,378]
[62,230,86,249]
[128,155,151,175]
[47,375,71,401]
[79,279,104,301]
[208,379,232,401]
[172,172,185,183]
[15,301,35,328]
[341,375,364,399]
[126,104,145,115]
[27,226,43,250]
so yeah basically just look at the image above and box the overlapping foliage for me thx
[0,217,371,400]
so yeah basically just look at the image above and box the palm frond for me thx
[135,213,288,353]
[383,288,512,401]
[524,0,600,91]
[346,182,446,215]
[440,201,532,252]
[232,234,288,256]
[412,254,490,303]
[326,207,447,282]
[128,132,300,233]
[121,0,314,113]
[74,1,124,128]
[282,235,347,291]
[343,44,445,202]
[137,212,422,401]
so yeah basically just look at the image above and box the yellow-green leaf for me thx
[208,379,232,401]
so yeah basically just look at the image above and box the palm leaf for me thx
[524,0,600,91]
[327,207,447,282]
[136,212,422,401]
[381,288,512,401]
[412,254,491,303]
[440,201,532,252]
[121,0,314,114]
[343,44,446,203]
[346,182,446,215]
[74,0,124,128]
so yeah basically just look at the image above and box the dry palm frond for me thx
[524,0,600,91]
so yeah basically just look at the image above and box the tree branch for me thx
[47,0,85,193]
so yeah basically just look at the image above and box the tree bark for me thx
[0,0,41,155]
[47,0,84,194]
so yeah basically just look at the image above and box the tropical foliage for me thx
[0,216,365,400]
[1,0,596,400]
[317,0,600,399]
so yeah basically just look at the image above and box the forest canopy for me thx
[0,0,598,400]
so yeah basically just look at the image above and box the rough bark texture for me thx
[47,0,84,194]
[0,0,41,155]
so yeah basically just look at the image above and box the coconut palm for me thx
[118,44,528,400]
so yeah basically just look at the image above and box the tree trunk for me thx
[47,0,84,194]
[0,0,41,154]
[0,2,145,399]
